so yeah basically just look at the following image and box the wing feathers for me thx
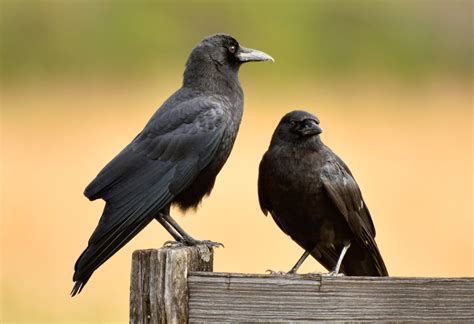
[321,162,375,237]
[74,95,229,294]
[321,161,388,276]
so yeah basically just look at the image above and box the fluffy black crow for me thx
[258,110,388,276]
[72,34,273,296]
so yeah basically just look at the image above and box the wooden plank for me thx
[188,272,474,322]
[130,246,213,324]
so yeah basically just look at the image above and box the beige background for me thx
[2,76,472,322]
[1,1,472,322]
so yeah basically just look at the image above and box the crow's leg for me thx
[156,216,184,246]
[161,213,223,248]
[161,213,195,241]
[154,206,188,247]
[325,242,351,276]
[266,249,311,275]
[288,250,311,274]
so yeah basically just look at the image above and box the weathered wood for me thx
[188,272,474,322]
[130,247,473,323]
[130,245,213,324]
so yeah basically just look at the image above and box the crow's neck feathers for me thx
[271,132,324,151]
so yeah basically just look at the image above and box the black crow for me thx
[258,110,388,276]
[72,34,273,296]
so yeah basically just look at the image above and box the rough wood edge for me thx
[130,245,213,324]
[190,271,474,282]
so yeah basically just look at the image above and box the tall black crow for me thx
[72,34,273,296]
[258,110,388,276]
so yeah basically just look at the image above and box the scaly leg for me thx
[267,249,311,275]
[330,242,351,276]
[288,250,311,274]
[161,213,223,248]
[156,216,183,245]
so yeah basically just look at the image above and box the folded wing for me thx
[320,160,388,276]
[72,96,228,295]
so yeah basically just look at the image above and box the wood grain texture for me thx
[130,246,213,324]
[188,272,474,322]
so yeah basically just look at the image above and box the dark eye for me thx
[228,45,236,54]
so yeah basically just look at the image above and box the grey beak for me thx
[236,46,274,63]
[300,119,323,136]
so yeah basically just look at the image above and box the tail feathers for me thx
[73,174,175,297]
[71,278,89,297]
[341,240,388,276]
[310,239,388,277]
[71,213,154,296]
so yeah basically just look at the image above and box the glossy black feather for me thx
[258,110,388,276]
[72,34,271,295]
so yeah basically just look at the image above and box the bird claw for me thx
[163,238,224,249]
[265,269,288,275]
[322,271,345,277]
[163,240,186,248]
[305,270,344,277]
[188,239,224,249]
[179,237,224,249]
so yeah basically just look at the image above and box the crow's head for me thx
[271,110,323,145]
[197,34,273,65]
[184,34,273,88]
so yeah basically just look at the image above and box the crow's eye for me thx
[228,45,236,54]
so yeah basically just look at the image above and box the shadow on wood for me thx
[130,246,474,323]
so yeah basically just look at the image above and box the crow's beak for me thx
[300,119,323,136]
[236,46,274,63]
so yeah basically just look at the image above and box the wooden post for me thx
[129,245,213,324]
[130,246,474,322]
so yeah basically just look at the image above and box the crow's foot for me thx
[321,270,345,277]
[163,240,187,248]
[306,270,344,277]
[265,269,291,275]
[182,238,224,248]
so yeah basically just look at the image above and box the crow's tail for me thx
[342,239,388,276]
[71,210,154,296]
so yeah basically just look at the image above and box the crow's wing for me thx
[321,160,375,237]
[257,153,271,216]
[72,96,228,295]
[320,160,387,275]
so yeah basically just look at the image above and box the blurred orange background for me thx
[1,1,472,323]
